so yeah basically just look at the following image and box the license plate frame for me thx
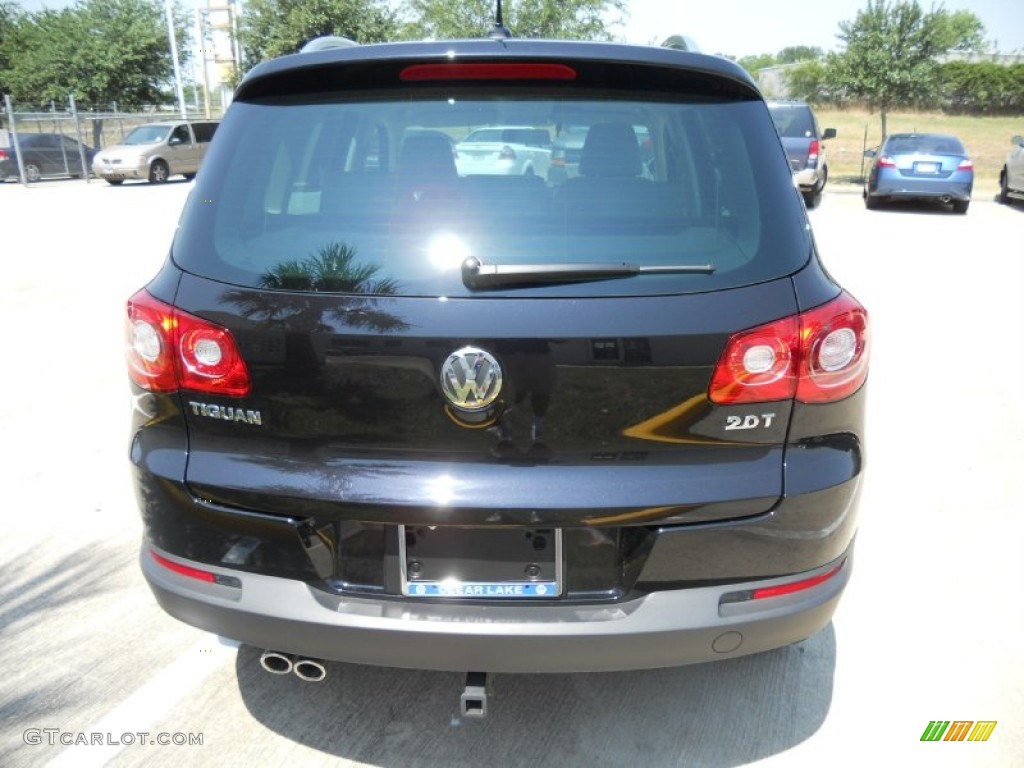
[398,526,563,599]
[915,161,939,175]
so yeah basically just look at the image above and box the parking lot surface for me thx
[0,179,1021,767]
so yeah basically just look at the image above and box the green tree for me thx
[406,0,626,41]
[738,47,823,78]
[777,46,824,64]
[0,2,27,100]
[786,60,827,103]
[238,0,398,71]
[933,9,987,52]
[737,53,778,76]
[824,0,985,136]
[1,0,188,111]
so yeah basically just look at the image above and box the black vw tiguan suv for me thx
[127,34,868,694]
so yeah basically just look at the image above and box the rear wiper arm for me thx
[461,257,715,290]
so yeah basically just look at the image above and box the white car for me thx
[454,126,552,178]
[999,134,1024,205]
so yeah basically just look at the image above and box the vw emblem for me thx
[440,346,503,411]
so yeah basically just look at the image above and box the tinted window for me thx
[192,122,219,142]
[886,134,965,155]
[769,105,815,138]
[175,93,809,298]
[124,125,171,145]
[170,125,192,144]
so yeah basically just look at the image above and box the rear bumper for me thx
[870,175,972,201]
[143,544,852,673]
[792,167,821,190]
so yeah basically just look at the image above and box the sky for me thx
[12,0,1024,58]
[616,0,1024,57]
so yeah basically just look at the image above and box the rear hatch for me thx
[768,104,816,172]
[168,45,813,530]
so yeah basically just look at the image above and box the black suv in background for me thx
[768,100,836,208]
[127,33,868,711]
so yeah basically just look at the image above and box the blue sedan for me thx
[864,133,973,213]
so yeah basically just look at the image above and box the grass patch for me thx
[817,107,1021,192]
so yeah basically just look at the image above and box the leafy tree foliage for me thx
[238,0,398,71]
[822,1,987,135]
[937,62,1024,114]
[1,0,188,111]
[933,9,987,52]
[405,0,626,42]
[736,53,778,75]
[777,46,825,64]
[0,2,25,99]
[738,47,823,77]
[785,60,827,103]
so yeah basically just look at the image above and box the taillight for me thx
[807,138,821,166]
[877,156,896,168]
[498,145,516,161]
[126,290,249,396]
[0,149,8,160]
[958,158,973,170]
[709,292,869,405]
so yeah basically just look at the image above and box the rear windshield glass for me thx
[768,104,815,138]
[885,134,965,155]
[174,91,809,298]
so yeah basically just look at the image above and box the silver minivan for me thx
[92,120,218,184]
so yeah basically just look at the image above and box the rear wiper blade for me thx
[461,257,715,290]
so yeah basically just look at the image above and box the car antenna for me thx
[487,0,512,39]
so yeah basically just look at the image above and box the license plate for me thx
[915,161,939,174]
[399,526,562,599]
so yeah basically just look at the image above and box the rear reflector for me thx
[151,550,216,583]
[752,562,845,600]
[400,63,577,81]
[150,550,242,587]
[721,560,846,605]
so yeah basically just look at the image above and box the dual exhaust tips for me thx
[259,652,490,717]
[259,650,327,682]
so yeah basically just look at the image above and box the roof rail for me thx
[300,36,359,54]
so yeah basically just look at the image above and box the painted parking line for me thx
[44,635,237,768]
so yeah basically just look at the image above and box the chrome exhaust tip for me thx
[293,658,327,682]
[259,650,293,675]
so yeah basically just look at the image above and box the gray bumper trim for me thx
[142,547,852,673]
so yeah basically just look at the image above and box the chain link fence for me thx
[1,96,224,184]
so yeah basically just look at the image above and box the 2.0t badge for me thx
[440,346,503,411]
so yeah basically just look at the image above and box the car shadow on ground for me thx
[864,198,974,216]
[236,624,836,767]
[992,194,1024,212]
[98,178,193,188]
